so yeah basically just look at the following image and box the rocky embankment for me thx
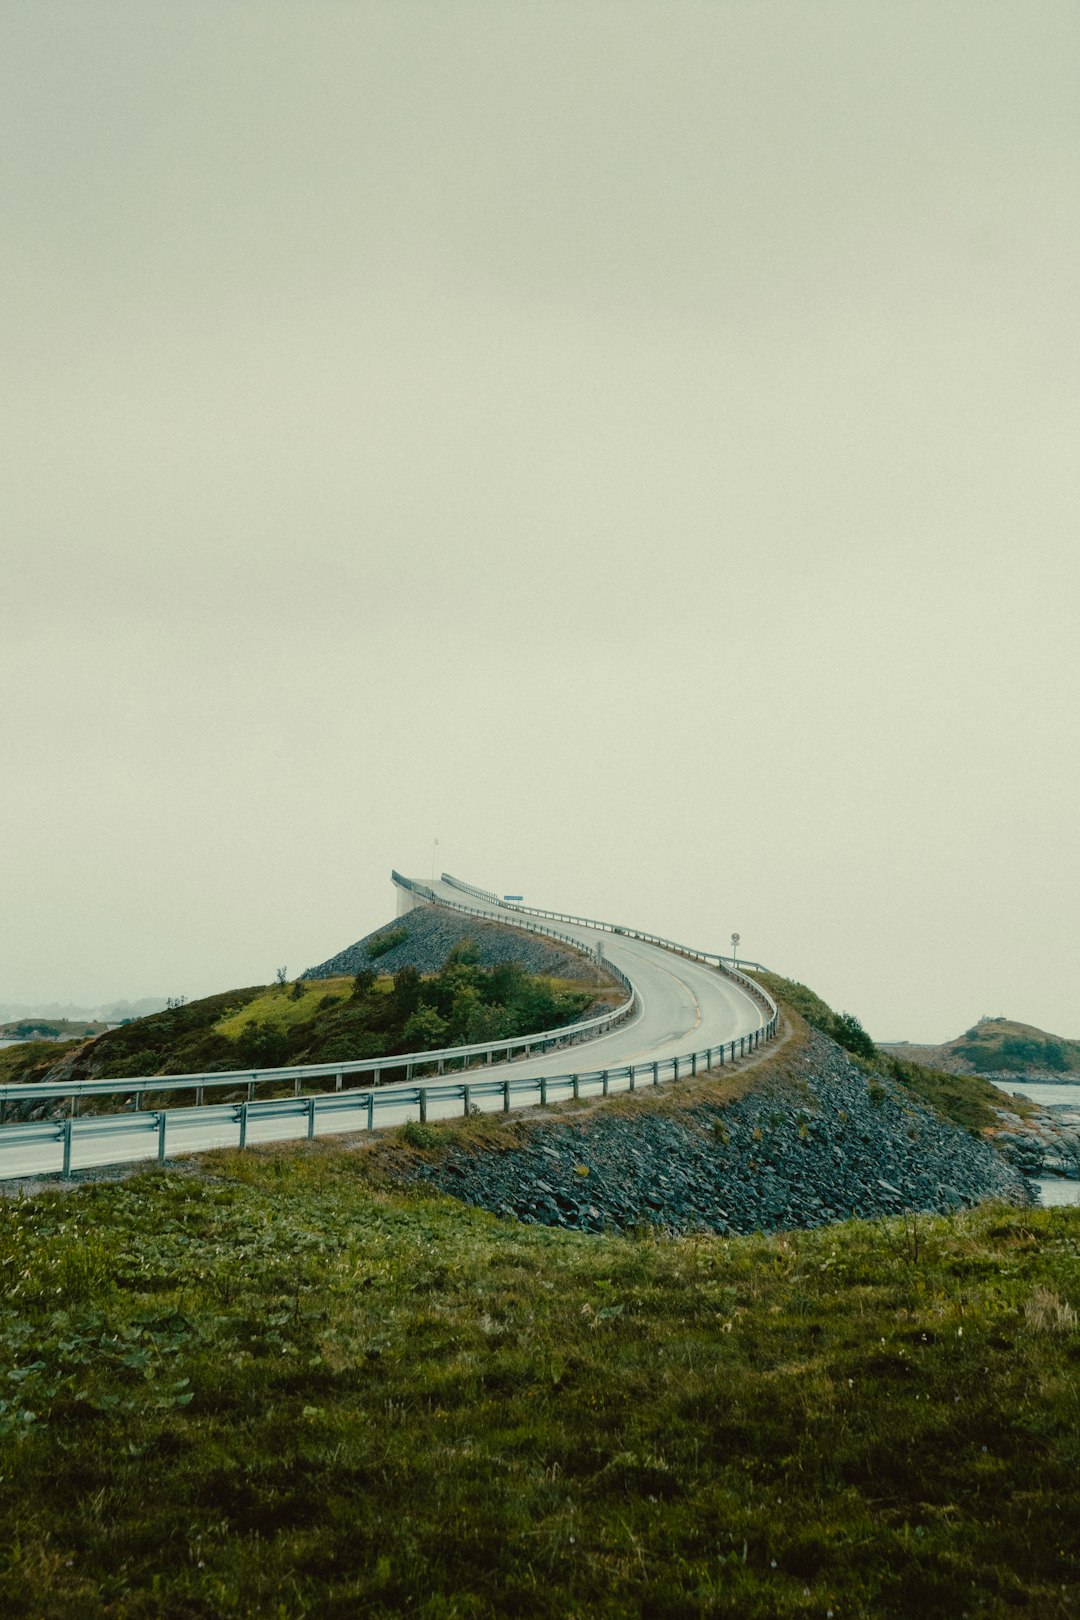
[388,1025,1030,1235]
[993,1101,1080,1182]
[305,907,605,985]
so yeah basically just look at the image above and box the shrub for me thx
[399,1120,442,1150]
[367,927,408,960]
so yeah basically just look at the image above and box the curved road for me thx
[0,873,772,1181]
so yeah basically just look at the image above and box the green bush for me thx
[366,926,408,960]
[398,1119,442,1149]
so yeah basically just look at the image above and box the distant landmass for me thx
[0,997,167,1025]
[881,1016,1080,1077]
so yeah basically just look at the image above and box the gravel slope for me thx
[393,1026,1030,1235]
[304,907,603,983]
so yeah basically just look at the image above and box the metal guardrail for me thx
[436,873,778,1024]
[0,951,636,1111]
[0,1022,779,1179]
[0,870,779,1180]
[439,872,770,973]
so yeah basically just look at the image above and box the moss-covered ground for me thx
[0,1144,1077,1618]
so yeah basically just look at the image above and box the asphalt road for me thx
[0,875,768,1180]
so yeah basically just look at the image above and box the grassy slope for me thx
[0,963,613,1101]
[751,971,1029,1133]
[0,1040,83,1089]
[0,1149,1077,1618]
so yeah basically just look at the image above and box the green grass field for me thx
[0,1143,1076,1618]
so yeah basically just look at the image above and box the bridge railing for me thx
[437,872,778,1026]
[0,1017,780,1179]
[0,870,781,1180]
[0,914,636,1112]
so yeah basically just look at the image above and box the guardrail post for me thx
[673,1057,680,1081]
[487,1049,493,1065]
[463,1084,472,1116]
[196,1086,205,1107]
[335,1070,343,1092]
[628,1065,635,1092]
[503,1080,511,1113]
[419,1088,428,1124]
[437,1058,444,1075]
[572,1074,580,1099]
[691,1051,697,1077]
[602,1070,609,1096]
[239,1103,248,1149]
[307,1097,316,1139]
[366,1092,375,1131]
[406,1063,413,1082]
[540,1076,548,1106]
[719,1044,725,1066]
[62,1117,73,1178]
[294,1075,301,1097]
[729,1042,735,1063]
[652,1061,659,1086]
[157,1112,167,1166]
[247,1081,256,1102]
[135,1090,143,1112]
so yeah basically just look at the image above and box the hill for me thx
[882,1016,1080,1078]
[0,919,620,1107]
[0,1019,113,1042]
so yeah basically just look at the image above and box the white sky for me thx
[3,3,1078,1041]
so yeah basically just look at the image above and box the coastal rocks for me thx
[395,1028,1031,1236]
[993,1109,1080,1182]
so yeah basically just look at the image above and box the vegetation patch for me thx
[952,1018,1080,1075]
[0,1151,1075,1617]
[749,973,1029,1136]
[365,925,409,960]
[0,953,603,1106]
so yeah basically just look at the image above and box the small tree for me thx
[833,1011,877,1063]
[275,966,288,988]
[402,1006,448,1049]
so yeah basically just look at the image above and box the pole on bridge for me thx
[62,1117,73,1178]
[157,1112,167,1166]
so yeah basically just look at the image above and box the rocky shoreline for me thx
[993,1103,1080,1183]
[386,1024,1031,1236]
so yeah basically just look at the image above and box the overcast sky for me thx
[3,3,1078,1041]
